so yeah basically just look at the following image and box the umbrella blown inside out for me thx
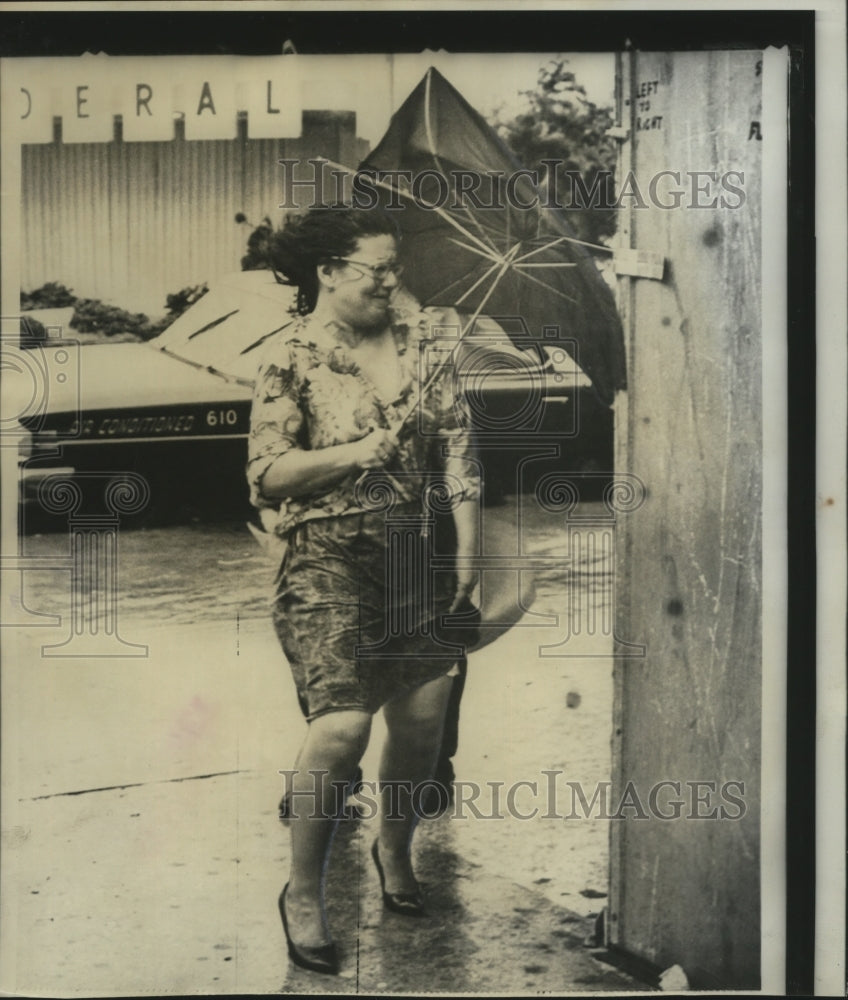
[355,66,626,405]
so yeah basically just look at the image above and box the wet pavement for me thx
[3,501,648,994]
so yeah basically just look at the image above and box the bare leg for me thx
[285,709,372,947]
[377,672,454,893]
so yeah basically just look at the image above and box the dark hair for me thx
[268,206,399,315]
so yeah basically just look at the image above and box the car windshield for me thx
[153,272,591,389]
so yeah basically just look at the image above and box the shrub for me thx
[19,281,210,342]
[20,282,77,310]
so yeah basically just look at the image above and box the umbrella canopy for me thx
[358,67,625,405]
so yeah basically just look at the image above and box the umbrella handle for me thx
[349,321,468,493]
[353,468,370,492]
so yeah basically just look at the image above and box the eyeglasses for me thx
[333,258,404,282]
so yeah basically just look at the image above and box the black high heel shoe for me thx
[278,884,340,975]
[371,840,427,917]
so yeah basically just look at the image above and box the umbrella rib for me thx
[421,271,484,303]
[459,243,522,334]
[392,243,522,437]
[513,236,570,263]
[514,262,578,268]
[421,257,503,305]
[425,201,502,261]
[324,158,499,261]
[455,258,508,305]
[515,234,614,263]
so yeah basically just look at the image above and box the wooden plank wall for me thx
[20,113,369,318]
[610,49,763,988]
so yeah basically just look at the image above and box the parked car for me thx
[18,270,612,528]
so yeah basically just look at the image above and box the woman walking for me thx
[247,206,480,975]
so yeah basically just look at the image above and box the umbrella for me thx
[350,66,625,407]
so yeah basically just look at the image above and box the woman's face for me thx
[323,234,400,331]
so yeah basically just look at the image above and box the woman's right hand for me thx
[351,427,398,470]
[260,426,400,499]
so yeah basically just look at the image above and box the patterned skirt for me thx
[271,508,468,720]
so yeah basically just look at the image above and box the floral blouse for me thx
[247,295,481,538]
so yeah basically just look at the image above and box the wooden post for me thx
[609,49,764,988]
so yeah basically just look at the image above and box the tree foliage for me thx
[494,59,618,244]
[20,281,77,310]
